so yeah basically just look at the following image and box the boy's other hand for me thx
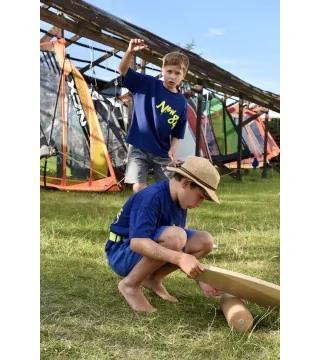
[168,149,177,164]
[197,281,220,298]
[128,38,147,53]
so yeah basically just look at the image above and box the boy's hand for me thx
[128,38,147,53]
[178,253,205,278]
[197,281,220,297]
[168,148,177,164]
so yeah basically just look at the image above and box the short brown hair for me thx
[173,173,210,199]
[162,52,189,73]
[173,173,199,189]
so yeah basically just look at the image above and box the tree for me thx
[177,39,202,56]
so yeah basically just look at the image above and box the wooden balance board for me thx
[196,265,280,308]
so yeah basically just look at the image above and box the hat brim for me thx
[167,166,220,204]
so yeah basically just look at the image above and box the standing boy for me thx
[118,38,189,193]
[105,156,221,312]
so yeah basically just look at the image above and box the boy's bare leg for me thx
[119,227,187,310]
[141,270,179,303]
[140,227,189,302]
[119,255,172,312]
[120,228,215,309]
[118,278,156,312]
[142,231,215,301]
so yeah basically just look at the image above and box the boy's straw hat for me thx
[167,156,220,203]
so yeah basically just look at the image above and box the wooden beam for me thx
[40,5,280,111]
[40,8,242,98]
[41,8,130,50]
[40,25,62,42]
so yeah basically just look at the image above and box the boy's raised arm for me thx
[118,38,148,75]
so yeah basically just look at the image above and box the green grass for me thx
[41,169,280,360]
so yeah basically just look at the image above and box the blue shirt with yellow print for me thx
[122,68,187,157]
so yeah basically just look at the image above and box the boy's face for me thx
[162,65,186,92]
[177,179,209,209]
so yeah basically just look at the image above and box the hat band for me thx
[180,166,216,191]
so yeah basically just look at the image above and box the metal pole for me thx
[236,95,243,180]
[130,54,136,70]
[223,94,228,155]
[195,85,203,156]
[140,59,146,74]
[262,110,269,178]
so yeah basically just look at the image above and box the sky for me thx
[82,0,280,94]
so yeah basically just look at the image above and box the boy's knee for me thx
[159,226,187,251]
[200,231,214,254]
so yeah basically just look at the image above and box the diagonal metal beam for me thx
[241,111,266,127]
[79,49,120,74]
[65,34,82,47]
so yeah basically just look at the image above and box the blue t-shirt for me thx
[122,68,188,157]
[110,181,187,240]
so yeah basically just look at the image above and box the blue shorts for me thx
[105,226,196,277]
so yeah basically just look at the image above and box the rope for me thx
[112,49,119,105]
[88,40,98,89]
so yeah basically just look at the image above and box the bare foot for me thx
[142,278,178,303]
[118,279,157,313]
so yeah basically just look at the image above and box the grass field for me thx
[40,169,280,360]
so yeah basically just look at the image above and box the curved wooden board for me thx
[197,265,280,308]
